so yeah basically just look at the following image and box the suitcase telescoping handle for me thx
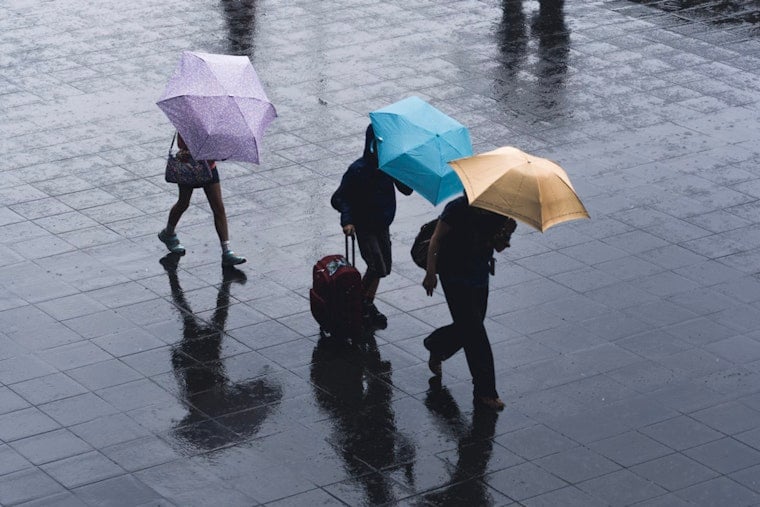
[345,234,355,266]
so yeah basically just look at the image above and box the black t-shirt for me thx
[437,196,506,287]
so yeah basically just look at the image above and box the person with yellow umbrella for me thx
[422,194,516,411]
[422,146,588,411]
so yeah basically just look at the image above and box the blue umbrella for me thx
[369,97,473,205]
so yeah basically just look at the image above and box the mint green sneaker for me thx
[222,250,246,267]
[158,229,186,255]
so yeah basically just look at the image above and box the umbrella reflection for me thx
[496,0,569,112]
[421,379,498,506]
[310,336,416,504]
[162,254,282,450]
[220,0,257,56]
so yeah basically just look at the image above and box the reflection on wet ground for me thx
[1,0,760,504]
[421,380,499,506]
[495,0,570,112]
[220,0,258,55]
[627,0,760,31]
[310,335,416,504]
[164,255,282,451]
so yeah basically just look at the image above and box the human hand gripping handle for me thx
[342,224,355,237]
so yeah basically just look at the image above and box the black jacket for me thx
[331,125,412,231]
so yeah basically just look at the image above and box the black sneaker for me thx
[363,301,388,330]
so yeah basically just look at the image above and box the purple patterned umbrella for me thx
[157,51,277,164]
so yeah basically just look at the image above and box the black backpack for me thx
[411,215,517,273]
[410,219,437,270]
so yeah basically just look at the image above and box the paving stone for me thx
[10,429,92,467]
[521,485,608,507]
[0,407,61,444]
[38,393,120,427]
[641,415,724,451]
[684,437,760,475]
[589,431,673,468]
[495,424,579,461]
[578,469,667,506]
[691,401,760,436]
[730,463,760,495]
[0,468,65,506]
[631,453,720,491]
[72,474,164,507]
[484,462,567,501]
[674,476,760,506]
[0,444,33,476]
[535,446,621,484]
[10,373,89,405]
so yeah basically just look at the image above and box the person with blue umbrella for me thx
[331,125,413,329]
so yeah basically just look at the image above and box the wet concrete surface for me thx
[1,0,760,505]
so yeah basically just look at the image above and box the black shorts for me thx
[356,227,392,278]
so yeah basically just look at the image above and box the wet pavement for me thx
[1,0,760,505]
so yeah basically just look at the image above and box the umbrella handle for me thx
[168,132,177,156]
[345,234,355,266]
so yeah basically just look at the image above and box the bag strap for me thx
[168,134,211,171]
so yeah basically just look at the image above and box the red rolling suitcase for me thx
[310,236,363,341]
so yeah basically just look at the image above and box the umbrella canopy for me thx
[157,51,276,163]
[449,146,590,232]
[369,96,472,205]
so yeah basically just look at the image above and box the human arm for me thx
[423,219,450,296]
[330,169,357,233]
[393,178,413,196]
[176,133,216,168]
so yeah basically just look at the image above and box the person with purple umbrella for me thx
[158,133,246,267]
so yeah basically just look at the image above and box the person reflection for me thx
[310,335,415,504]
[421,378,498,506]
[162,254,282,450]
[533,0,569,107]
[496,0,569,111]
[220,0,257,55]
[497,0,528,82]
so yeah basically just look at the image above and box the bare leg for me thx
[362,274,380,302]
[167,186,194,231]
[203,182,229,243]
[361,274,386,328]
[159,186,193,254]
[204,183,246,266]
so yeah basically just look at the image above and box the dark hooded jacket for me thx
[331,125,412,231]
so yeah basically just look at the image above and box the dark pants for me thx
[424,278,497,399]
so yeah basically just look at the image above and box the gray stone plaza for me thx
[1,0,760,505]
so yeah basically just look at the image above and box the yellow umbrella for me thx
[448,146,590,232]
